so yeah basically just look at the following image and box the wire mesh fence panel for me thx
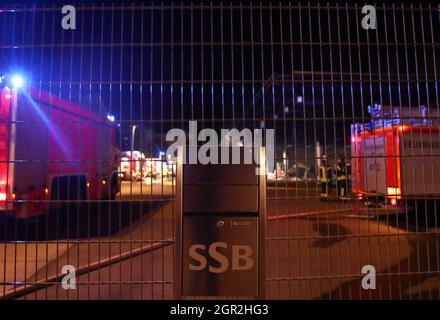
[0,2,439,300]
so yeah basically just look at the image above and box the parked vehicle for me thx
[0,75,120,218]
[120,150,147,181]
[351,104,440,209]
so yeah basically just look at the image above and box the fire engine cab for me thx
[351,104,440,208]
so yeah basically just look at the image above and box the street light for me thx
[131,125,137,155]
[130,125,138,181]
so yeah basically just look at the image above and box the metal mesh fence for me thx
[0,2,439,299]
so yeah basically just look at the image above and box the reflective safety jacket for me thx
[336,161,347,181]
[319,164,332,182]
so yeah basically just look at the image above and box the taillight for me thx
[387,187,401,198]
[0,88,12,209]
[390,198,397,206]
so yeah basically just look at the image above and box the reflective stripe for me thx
[320,166,329,182]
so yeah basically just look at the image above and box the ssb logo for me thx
[188,242,254,273]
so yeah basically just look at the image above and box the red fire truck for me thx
[351,104,440,208]
[0,74,120,218]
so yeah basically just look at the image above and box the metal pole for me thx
[131,124,137,154]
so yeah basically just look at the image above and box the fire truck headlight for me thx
[11,75,24,88]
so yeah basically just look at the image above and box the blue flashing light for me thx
[11,75,24,88]
[106,114,115,122]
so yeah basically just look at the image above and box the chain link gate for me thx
[0,2,439,300]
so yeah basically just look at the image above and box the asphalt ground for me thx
[0,180,439,299]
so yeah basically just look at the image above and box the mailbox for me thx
[174,146,266,299]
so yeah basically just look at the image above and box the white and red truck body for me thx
[351,105,440,206]
[0,84,120,218]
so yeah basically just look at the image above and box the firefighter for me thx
[336,156,348,199]
[319,156,332,201]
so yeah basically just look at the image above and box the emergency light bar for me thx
[11,75,24,88]
[0,73,26,89]
[353,104,440,134]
